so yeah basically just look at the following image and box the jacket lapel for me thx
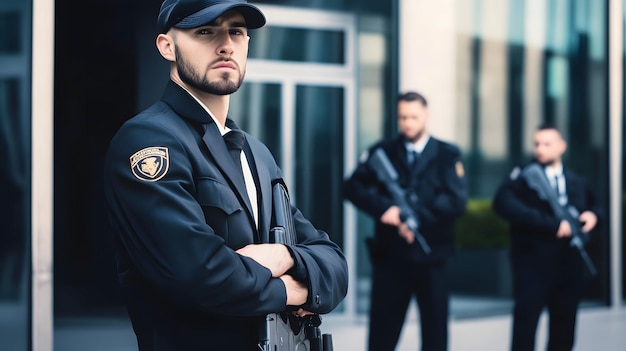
[391,137,412,174]
[563,169,576,205]
[160,81,257,228]
[245,138,272,243]
[413,138,437,176]
[202,121,255,223]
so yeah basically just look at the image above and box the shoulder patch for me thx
[359,150,370,163]
[130,147,169,182]
[509,166,521,180]
[455,161,465,177]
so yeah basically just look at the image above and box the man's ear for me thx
[156,33,176,62]
[560,140,568,154]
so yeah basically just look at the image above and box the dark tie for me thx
[554,174,568,205]
[411,150,420,169]
[223,129,246,176]
[553,175,560,195]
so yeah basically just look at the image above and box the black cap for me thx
[157,0,266,33]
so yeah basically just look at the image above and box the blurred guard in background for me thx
[344,91,467,351]
[493,124,601,351]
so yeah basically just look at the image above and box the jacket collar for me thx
[161,80,257,231]
[394,135,437,176]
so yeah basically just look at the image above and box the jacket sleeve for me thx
[343,148,395,220]
[245,137,348,315]
[572,173,603,233]
[287,206,349,314]
[492,170,561,236]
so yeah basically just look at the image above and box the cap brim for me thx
[174,3,266,30]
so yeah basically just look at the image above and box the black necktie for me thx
[413,150,421,163]
[223,129,246,176]
[553,175,560,195]
[554,174,568,205]
[411,150,420,169]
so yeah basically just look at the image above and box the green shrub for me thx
[454,198,510,249]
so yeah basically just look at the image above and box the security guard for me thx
[493,124,600,351]
[344,91,467,351]
[104,1,348,350]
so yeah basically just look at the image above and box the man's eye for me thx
[196,29,209,35]
[230,29,245,35]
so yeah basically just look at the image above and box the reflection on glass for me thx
[231,82,282,162]
[250,27,345,64]
[294,85,344,251]
[0,78,29,351]
[0,11,21,54]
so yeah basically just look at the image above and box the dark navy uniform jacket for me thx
[104,80,348,351]
[344,135,468,263]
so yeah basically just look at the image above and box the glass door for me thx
[1,0,37,350]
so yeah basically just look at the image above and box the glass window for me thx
[451,0,608,309]
[0,11,21,53]
[294,85,345,252]
[0,5,31,351]
[250,27,345,64]
[231,82,283,162]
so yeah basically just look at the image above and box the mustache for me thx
[211,58,240,70]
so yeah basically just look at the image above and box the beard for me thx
[406,129,426,143]
[538,158,556,166]
[176,51,245,96]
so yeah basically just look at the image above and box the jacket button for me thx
[315,295,320,304]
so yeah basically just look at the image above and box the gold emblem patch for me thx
[130,147,169,182]
[455,161,465,177]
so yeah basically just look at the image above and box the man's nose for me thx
[216,31,234,55]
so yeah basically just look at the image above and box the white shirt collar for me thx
[180,86,229,136]
[407,135,430,154]
[180,86,259,226]
[544,163,564,178]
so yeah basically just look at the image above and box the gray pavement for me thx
[47,304,626,351]
[324,305,626,351]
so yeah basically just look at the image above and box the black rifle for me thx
[366,148,431,254]
[520,163,597,277]
[258,180,334,351]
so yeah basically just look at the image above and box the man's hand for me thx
[382,206,416,243]
[557,219,572,238]
[398,223,415,244]
[579,211,598,233]
[280,274,308,306]
[380,206,402,226]
[292,308,314,318]
[236,243,294,278]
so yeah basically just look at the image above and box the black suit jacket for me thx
[344,135,468,263]
[104,80,348,350]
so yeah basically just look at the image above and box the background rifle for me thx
[258,180,334,351]
[520,163,597,277]
[367,148,431,254]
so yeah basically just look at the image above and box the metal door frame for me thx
[32,0,55,349]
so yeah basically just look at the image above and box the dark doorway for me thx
[53,0,154,317]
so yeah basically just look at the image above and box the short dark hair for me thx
[397,91,428,107]
[537,122,560,133]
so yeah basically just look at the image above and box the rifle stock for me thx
[258,181,333,351]
[521,163,597,277]
[367,148,431,254]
